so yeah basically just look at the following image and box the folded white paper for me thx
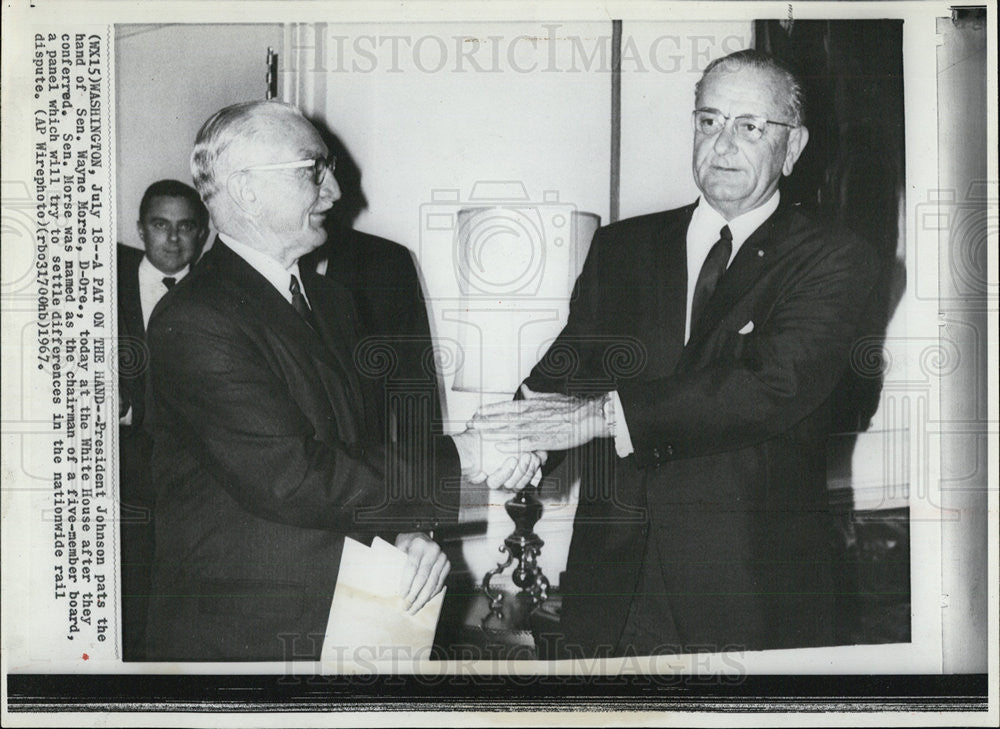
[320,536,445,672]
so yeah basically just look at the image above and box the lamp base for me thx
[480,487,550,629]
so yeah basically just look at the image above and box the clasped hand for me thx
[454,386,610,492]
[451,427,546,492]
[471,384,609,452]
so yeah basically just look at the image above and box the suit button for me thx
[651,447,661,461]
[664,445,674,457]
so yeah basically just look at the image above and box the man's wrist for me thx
[451,431,484,479]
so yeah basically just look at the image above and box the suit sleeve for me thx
[147,301,461,532]
[617,233,879,465]
[519,225,614,476]
[116,322,145,423]
[523,225,612,397]
[116,247,146,424]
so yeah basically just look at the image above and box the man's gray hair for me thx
[190,100,307,202]
[696,49,805,126]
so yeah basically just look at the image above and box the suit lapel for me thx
[655,206,694,377]
[210,239,370,429]
[684,202,795,350]
[208,240,351,374]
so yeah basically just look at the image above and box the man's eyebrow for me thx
[148,215,198,223]
[694,107,769,118]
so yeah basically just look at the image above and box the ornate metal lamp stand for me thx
[481,486,550,626]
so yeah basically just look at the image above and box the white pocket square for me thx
[738,321,755,335]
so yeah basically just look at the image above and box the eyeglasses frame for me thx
[692,108,798,141]
[235,154,337,186]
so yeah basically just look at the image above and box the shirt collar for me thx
[218,232,307,306]
[138,254,189,285]
[692,190,781,249]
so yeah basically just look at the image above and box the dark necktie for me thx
[690,224,733,335]
[289,274,318,331]
[162,277,176,289]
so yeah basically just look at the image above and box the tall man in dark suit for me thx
[144,100,539,661]
[305,225,444,462]
[472,50,881,655]
[117,180,208,660]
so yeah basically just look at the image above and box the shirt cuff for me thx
[610,390,635,458]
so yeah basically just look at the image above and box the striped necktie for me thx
[289,274,318,331]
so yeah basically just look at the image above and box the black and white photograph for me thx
[1,0,995,724]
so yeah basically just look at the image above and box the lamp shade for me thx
[450,206,599,394]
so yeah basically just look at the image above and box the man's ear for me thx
[226,171,261,216]
[782,126,809,176]
[136,219,146,244]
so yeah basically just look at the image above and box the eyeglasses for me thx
[693,109,797,142]
[238,154,336,186]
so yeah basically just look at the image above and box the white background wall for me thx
[293,22,613,412]
[115,24,283,247]
[619,21,751,217]
[936,15,989,674]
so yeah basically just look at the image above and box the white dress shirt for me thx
[138,256,190,328]
[218,233,311,309]
[612,192,781,457]
[683,192,780,344]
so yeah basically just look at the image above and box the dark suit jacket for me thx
[117,245,148,426]
[117,244,155,660]
[306,227,443,448]
[144,240,461,661]
[524,201,879,655]
[117,244,153,498]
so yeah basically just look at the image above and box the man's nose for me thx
[320,173,341,202]
[167,226,180,241]
[712,123,739,154]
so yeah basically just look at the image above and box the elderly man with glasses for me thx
[143,100,536,661]
[472,50,881,656]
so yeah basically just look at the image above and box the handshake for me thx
[451,385,613,492]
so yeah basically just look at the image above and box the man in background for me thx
[304,220,444,479]
[117,179,208,659]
